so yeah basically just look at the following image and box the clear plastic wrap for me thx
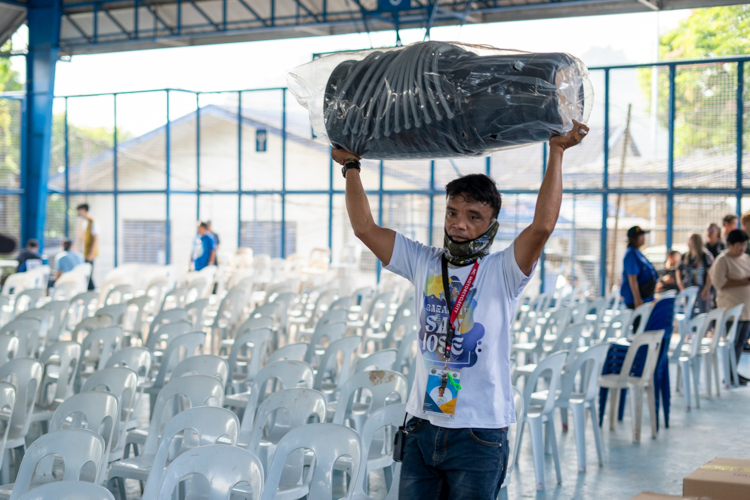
[288,41,593,160]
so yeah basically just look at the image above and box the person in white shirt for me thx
[332,119,589,499]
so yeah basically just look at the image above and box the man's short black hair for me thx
[723,213,738,226]
[198,222,209,229]
[62,239,73,251]
[77,203,89,212]
[445,174,502,219]
[727,229,749,245]
[26,239,39,249]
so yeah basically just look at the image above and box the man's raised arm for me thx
[332,148,397,267]
[514,121,589,276]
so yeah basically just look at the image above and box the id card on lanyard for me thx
[422,256,479,418]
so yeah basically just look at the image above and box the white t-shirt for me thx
[385,233,535,429]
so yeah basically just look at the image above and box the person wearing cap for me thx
[621,226,658,312]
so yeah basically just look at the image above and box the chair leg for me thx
[692,357,702,409]
[681,360,692,411]
[609,388,619,431]
[499,486,508,500]
[528,417,546,491]
[704,356,713,398]
[730,350,740,387]
[713,353,721,397]
[720,346,731,389]
[513,421,525,466]
[630,385,643,443]
[589,405,604,467]
[547,417,562,485]
[675,364,682,393]
[571,403,586,472]
[560,407,569,432]
[646,385,657,439]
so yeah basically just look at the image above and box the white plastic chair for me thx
[104,284,134,307]
[261,423,360,500]
[0,359,43,474]
[678,308,723,410]
[154,444,264,500]
[227,328,271,394]
[95,305,128,327]
[123,296,151,345]
[10,289,46,320]
[71,316,110,344]
[718,304,744,388]
[330,370,407,433]
[373,315,416,352]
[76,326,124,391]
[49,280,79,303]
[674,286,700,329]
[13,311,50,347]
[105,347,153,379]
[393,330,418,394]
[350,403,406,500]
[81,367,139,462]
[31,341,82,427]
[0,383,15,472]
[702,306,731,398]
[171,355,228,388]
[599,331,663,442]
[145,319,192,355]
[313,335,361,403]
[39,301,69,345]
[0,336,19,369]
[600,310,634,342]
[123,375,224,459]
[266,343,308,364]
[185,298,210,330]
[145,331,206,415]
[1,429,105,500]
[513,350,567,491]
[629,302,654,338]
[0,319,41,359]
[354,349,397,373]
[512,307,571,364]
[17,482,115,500]
[303,322,347,367]
[49,391,118,484]
[112,406,240,499]
[68,292,100,326]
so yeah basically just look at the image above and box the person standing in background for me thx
[53,239,85,281]
[676,233,714,314]
[706,223,726,259]
[621,226,658,310]
[722,214,739,243]
[206,221,220,266]
[192,222,216,272]
[75,203,99,290]
[656,250,682,293]
[741,213,750,256]
[709,229,750,385]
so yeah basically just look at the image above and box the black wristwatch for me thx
[342,159,361,178]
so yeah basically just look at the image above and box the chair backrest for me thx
[582,297,607,338]
[152,331,206,388]
[240,360,314,431]
[227,328,271,384]
[155,444,263,500]
[262,423,360,500]
[534,307,571,346]
[234,316,275,341]
[675,286,700,323]
[351,403,406,498]
[71,316,109,344]
[703,307,727,352]
[185,298,210,329]
[12,288,46,317]
[0,382,15,469]
[245,388,327,455]
[50,280,80,303]
[721,304,745,345]
[364,292,395,330]
[40,301,70,344]
[39,341,82,405]
[79,326,124,373]
[145,320,193,353]
[104,346,153,378]
[618,331,664,384]
[9,429,105,500]
[523,351,568,418]
[383,314,417,349]
[141,407,240,499]
[142,375,225,456]
[1,318,41,358]
[332,370,408,431]
[630,302,654,337]
[548,323,586,360]
[328,296,351,312]
[392,296,416,324]
[354,349,398,373]
[16,482,115,500]
[304,321,347,365]
[15,309,51,342]
[81,367,139,457]
[49,391,118,481]
[171,355,229,388]
[104,284,134,306]
[603,310,634,341]
[312,335,361,396]
[314,308,348,329]
[0,335,19,368]
[147,308,189,339]
[159,286,188,313]
[212,287,247,332]
[68,291,100,325]
[95,304,128,326]
[558,343,611,404]
[0,359,43,441]
[266,342,308,364]
[124,295,152,343]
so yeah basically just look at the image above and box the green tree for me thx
[638,6,750,156]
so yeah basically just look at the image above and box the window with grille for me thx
[240,221,296,258]
[123,220,166,264]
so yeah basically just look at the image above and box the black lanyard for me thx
[441,255,456,361]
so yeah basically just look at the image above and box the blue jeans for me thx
[399,416,509,500]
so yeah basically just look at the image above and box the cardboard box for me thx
[630,493,701,500]
[684,458,750,500]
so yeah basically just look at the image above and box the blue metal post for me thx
[539,143,547,294]
[328,153,333,255]
[196,93,201,221]
[22,0,62,250]
[165,90,171,264]
[428,160,435,245]
[64,97,70,238]
[237,91,242,247]
[485,155,491,176]
[281,89,287,258]
[737,62,744,215]
[377,160,384,283]
[666,64,676,250]
[113,94,119,266]
[600,68,610,296]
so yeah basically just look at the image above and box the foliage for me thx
[637,6,750,156]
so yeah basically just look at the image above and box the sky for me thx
[7,8,692,137]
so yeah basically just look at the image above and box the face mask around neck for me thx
[443,219,499,266]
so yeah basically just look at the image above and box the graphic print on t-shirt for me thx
[421,267,485,369]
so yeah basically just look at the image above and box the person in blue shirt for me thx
[192,222,216,271]
[621,225,658,310]
[53,239,85,280]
